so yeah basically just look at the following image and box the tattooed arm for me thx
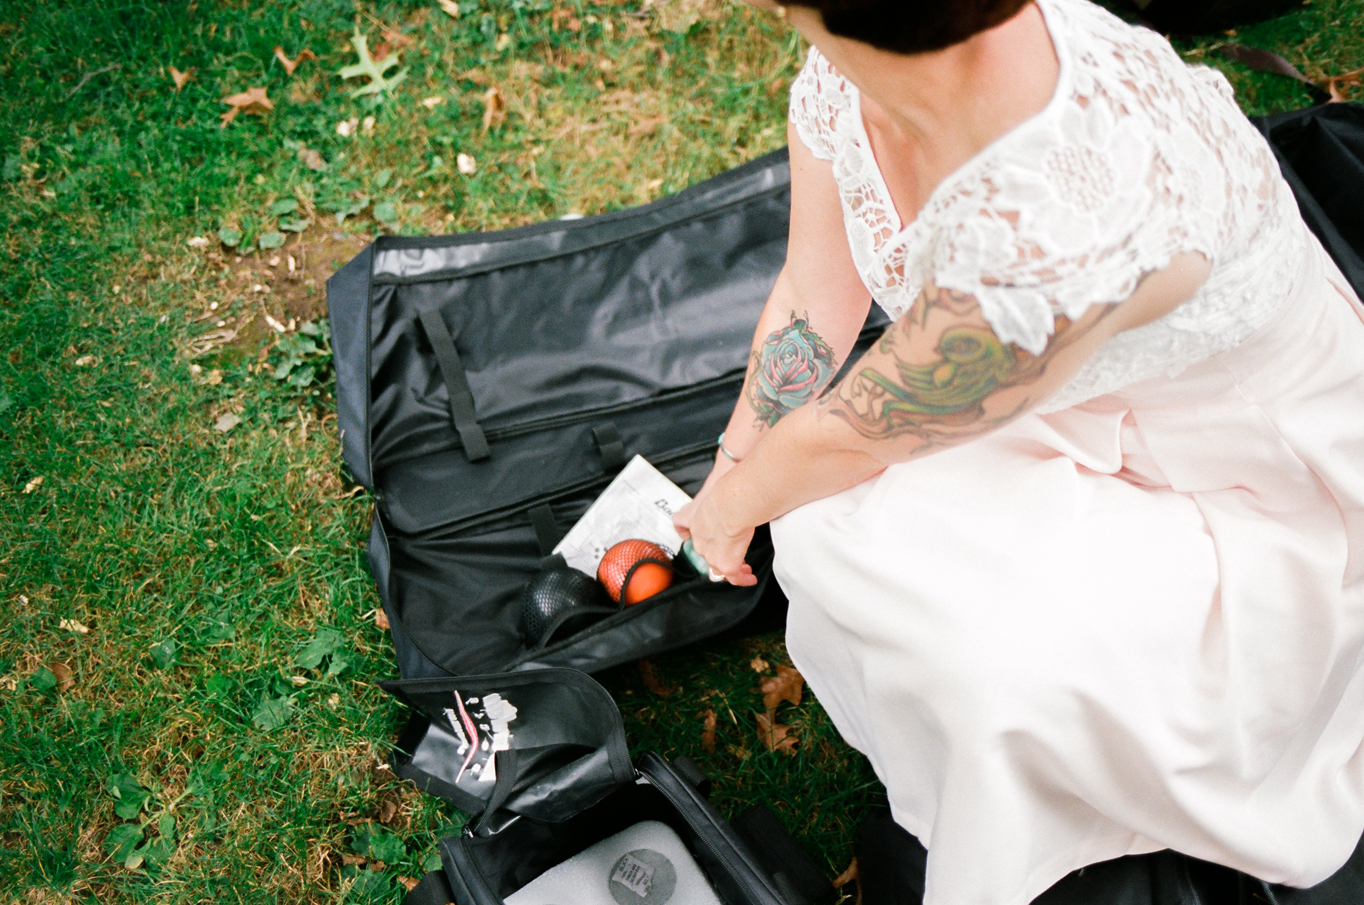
[681,253,1211,584]
[691,125,873,500]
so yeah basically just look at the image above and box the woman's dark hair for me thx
[781,0,1034,54]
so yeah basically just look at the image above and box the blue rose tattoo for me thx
[747,313,838,426]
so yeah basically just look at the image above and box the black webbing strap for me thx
[417,307,491,462]
[592,422,627,471]
[528,504,562,557]
[403,870,455,905]
[473,748,519,836]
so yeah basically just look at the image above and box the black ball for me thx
[519,566,602,647]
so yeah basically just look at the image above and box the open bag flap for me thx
[382,667,634,824]
[360,151,792,536]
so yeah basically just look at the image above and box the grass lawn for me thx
[2,0,1361,902]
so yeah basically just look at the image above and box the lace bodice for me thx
[788,0,1310,412]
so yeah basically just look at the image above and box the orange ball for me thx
[598,539,674,605]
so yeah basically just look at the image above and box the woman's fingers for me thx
[672,500,695,540]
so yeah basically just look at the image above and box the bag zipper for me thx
[409,439,719,539]
[379,370,745,469]
[636,755,787,905]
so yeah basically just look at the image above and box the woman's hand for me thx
[673,463,758,587]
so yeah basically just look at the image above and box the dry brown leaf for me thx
[627,114,667,137]
[50,661,75,691]
[373,607,391,631]
[273,46,316,77]
[340,852,367,867]
[168,66,194,91]
[748,656,769,673]
[755,709,798,755]
[652,0,708,34]
[220,87,273,127]
[760,664,804,711]
[834,857,863,905]
[400,877,421,892]
[378,796,399,825]
[551,8,582,32]
[638,659,677,697]
[1327,67,1364,103]
[701,708,717,753]
[371,29,414,64]
[482,86,506,133]
[297,146,325,170]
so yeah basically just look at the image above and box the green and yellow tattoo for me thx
[747,312,839,427]
[820,286,1099,445]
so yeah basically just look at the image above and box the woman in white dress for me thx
[672,0,1364,902]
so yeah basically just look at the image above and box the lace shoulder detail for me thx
[788,48,841,162]
[807,0,1301,406]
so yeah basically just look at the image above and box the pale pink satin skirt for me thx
[773,240,1364,905]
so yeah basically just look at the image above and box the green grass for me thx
[1,0,1361,901]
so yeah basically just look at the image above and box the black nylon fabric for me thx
[1255,103,1364,299]
[326,244,374,489]
[326,148,886,680]
[383,669,634,825]
[438,757,788,905]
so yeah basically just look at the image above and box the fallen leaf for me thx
[481,86,505,133]
[834,857,863,905]
[341,852,367,867]
[168,66,194,91]
[337,118,359,137]
[701,708,717,753]
[400,876,421,892]
[378,796,399,825]
[373,607,391,630]
[1327,67,1364,102]
[339,26,408,99]
[50,661,75,691]
[551,8,581,32]
[297,146,325,170]
[186,236,210,248]
[437,0,460,16]
[23,476,44,494]
[756,709,798,755]
[748,656,769,673]
[456,153,477,175]
[653,0,707,34]
[628,115,667,137]
[372,28,414,63]
[760,664,804,710]
[60,618,90,634]
[273,46,316,76]
[220,87,273,127]
[214,413,242,433]
[638,659,677,697]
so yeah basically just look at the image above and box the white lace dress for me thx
[770,1,1364,902]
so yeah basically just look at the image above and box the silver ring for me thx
[707,567,726,583]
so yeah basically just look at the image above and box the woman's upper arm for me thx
[782,122,874,324]
[816,251,1210,461]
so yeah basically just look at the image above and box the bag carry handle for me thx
[417,307,491,462]
[592,422,629,471]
